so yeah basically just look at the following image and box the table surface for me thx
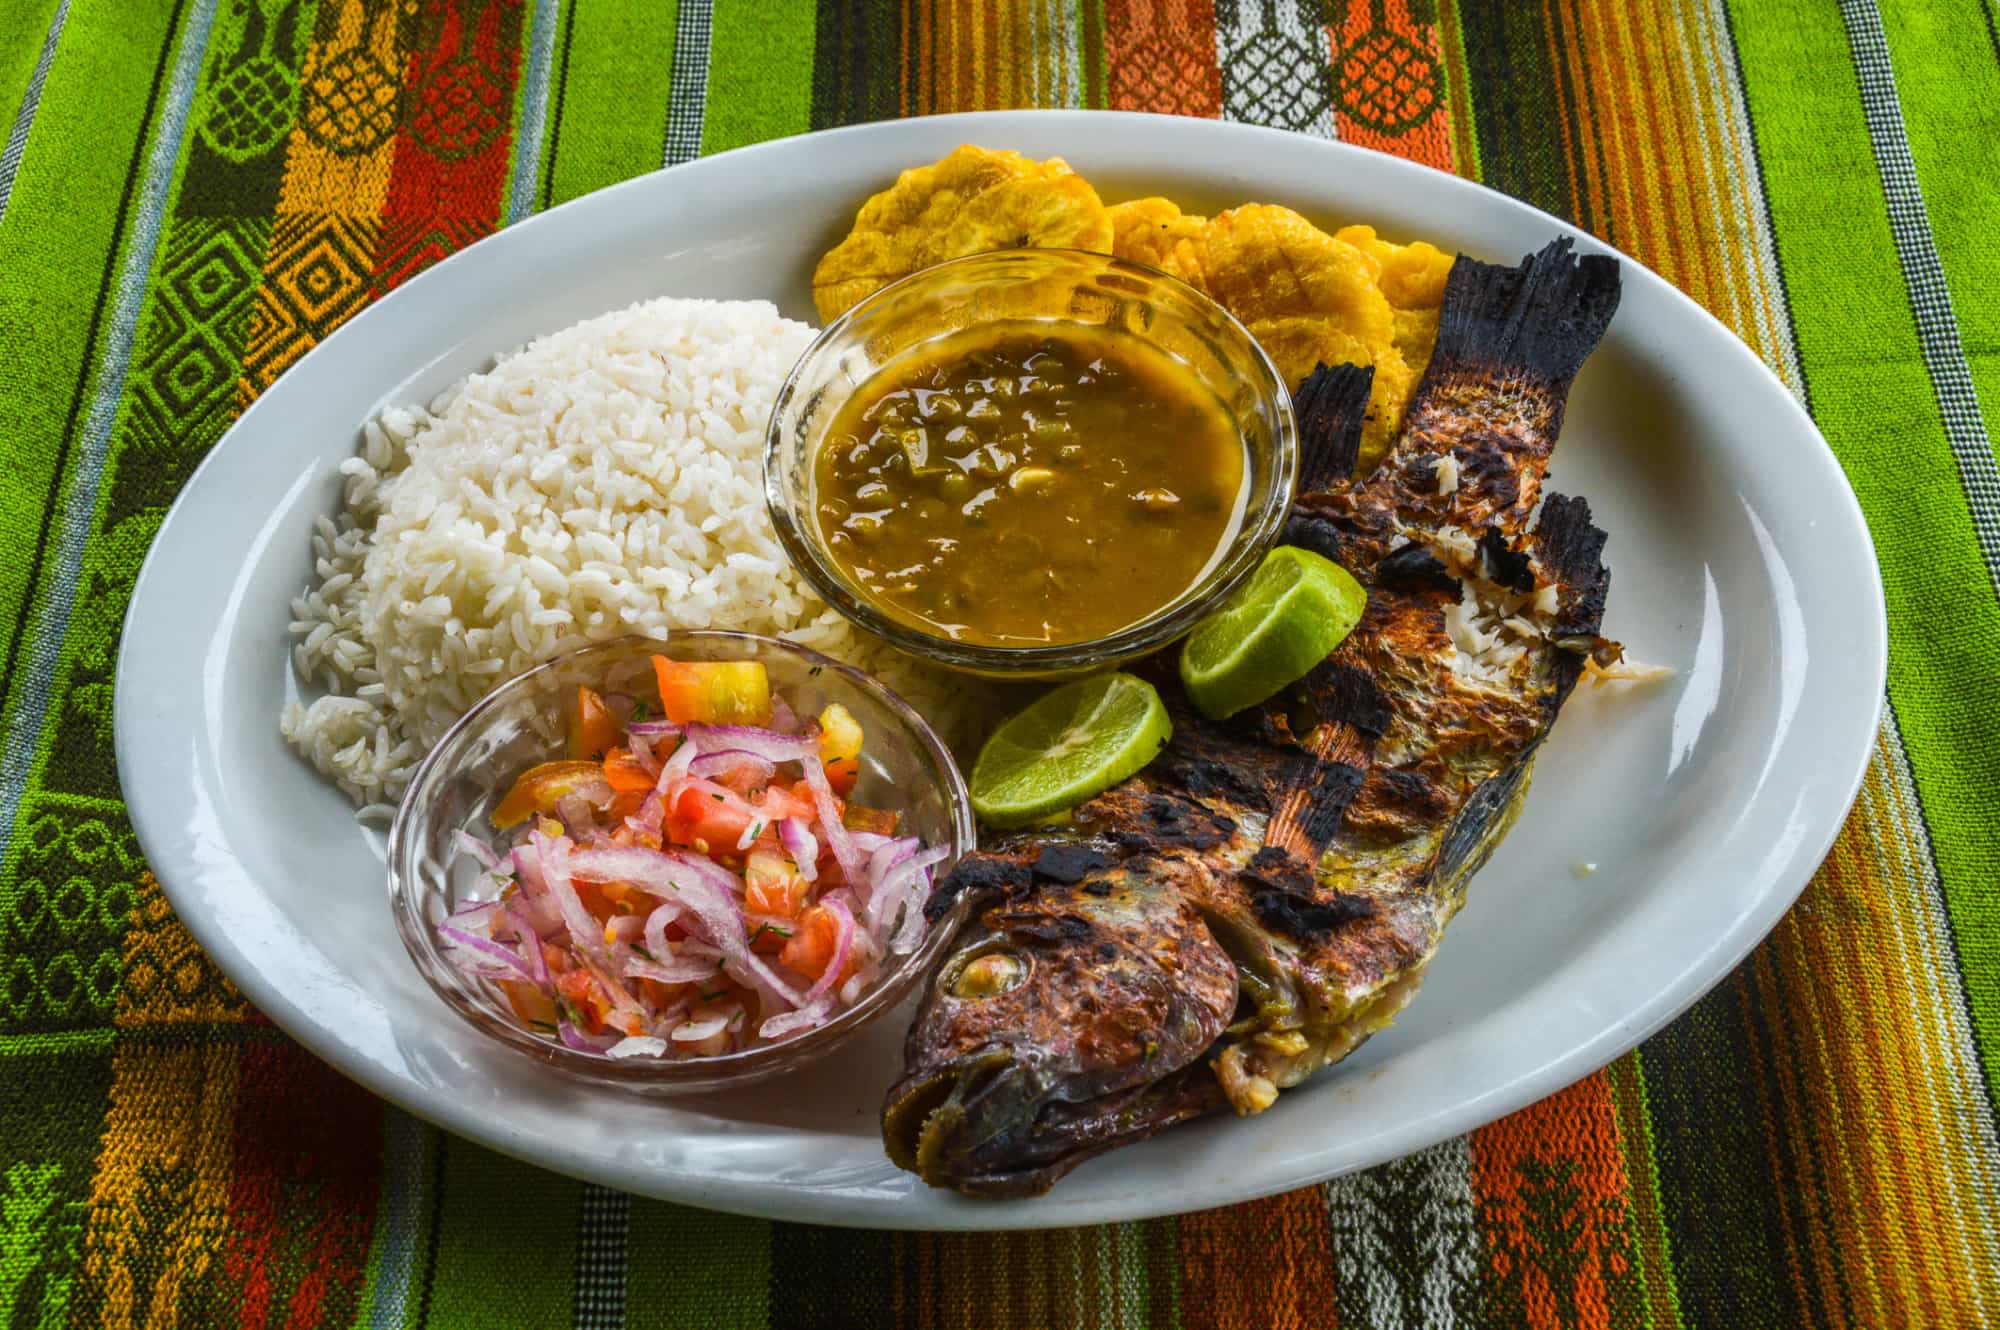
[2,1,1996,1326]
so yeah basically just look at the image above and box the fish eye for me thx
[946,949,1030,1000]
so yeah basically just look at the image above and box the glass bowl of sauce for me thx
[766,249,1298,677]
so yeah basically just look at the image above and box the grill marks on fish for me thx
[886,239,1624,1197]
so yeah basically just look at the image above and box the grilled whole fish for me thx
[883,240,1624,1197]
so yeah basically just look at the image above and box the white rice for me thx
[282,296,970,807]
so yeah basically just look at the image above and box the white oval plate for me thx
[116,111,1884,1229]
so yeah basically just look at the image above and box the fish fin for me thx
[1293,362,1374,495]
[1260,660,1382,862]
[1534,493,1611,637]
[1532,492,1614,696]
[1427,238,1622,392]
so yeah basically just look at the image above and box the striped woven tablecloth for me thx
[3,1,1996,1326]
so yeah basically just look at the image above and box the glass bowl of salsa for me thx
[388,633,977,1093]
[766,248,1298,678]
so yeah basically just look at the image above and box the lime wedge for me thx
[969,674,1172,829]
[1180,545,1366,720]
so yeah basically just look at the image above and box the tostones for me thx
[812,146,1115,322]
[1336,224,1455,370]
[1107,197,1211,288]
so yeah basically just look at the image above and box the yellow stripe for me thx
[276,0,403,218]
[72,875,246,1329]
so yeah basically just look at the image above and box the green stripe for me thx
[766,1224,895,1327]
[0,0,63,151]
[626,1199,769,1329]
[1452,2,1580,227]
[1605,1054,1685,1330]
[1729,0,2000,1097]
[0,1049,112,1327]
[419,1137,580,1328]
[700,0,817,155]
[810,0,903,130]
[0,0,178,748]
[1635,974,1806,1328]
[542,0,681,207]
[1876,0,2000,465]
[1078,0,1106,110]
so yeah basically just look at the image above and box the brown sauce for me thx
[813,322,1245,647]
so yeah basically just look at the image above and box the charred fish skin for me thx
[885,240,1623,1198]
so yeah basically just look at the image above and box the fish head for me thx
[883,848,1237,1196]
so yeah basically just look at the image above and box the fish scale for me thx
[885,239,1624,1197]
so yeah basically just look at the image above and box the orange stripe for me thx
[1469,1071,1641,1329]
[1177,1189,1340,1330]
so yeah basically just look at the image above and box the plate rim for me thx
[114,108,1888,1230]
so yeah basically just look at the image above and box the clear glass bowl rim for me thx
[763,247,1301,674]
[386,631,977,1088]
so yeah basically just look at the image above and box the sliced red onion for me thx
[880,846,950,953]
[728,950,806,1007]
[625,719,682,741]
[759,998,833,1040]
[799,752,864,885]
[626,789,665,840]
[838,972,866,1005]
[625,953,725,985]
[684,722,815,764]
[862,838,917,929]
[805,895,856,1004]
[531,831,613,967]
[778,818,819,883]
[558,1020,618,1053]
[641,899,687,963]
[768,694,800,733]
[656,734,698,785]
[847,831,894,856]
[503,907,549,986]
[511,844,548,894]
[690,750,779,789]
[566,848,750,978]
[451,830,501,871]
[669,1014,731,1043]
[607,1035,667,1059]
[556,794,598,840]
[438,927,539,983]
[628,732,659,780]
[444,897,504,929]
[602,914,645,946]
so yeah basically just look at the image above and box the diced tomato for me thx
[492,760,609,830]
[557,968,613,1031]
[744,851,809,919]
[637,977,689,1009]
[569,685,620,760]
[605,787,649,824]
[842,803,898,836]
[602,747,654,794]
[817,702,864,794]
[756,781,819,825]
[652,657,773,725]
[664,778,763,852]
[780,905,856,986]
[499,979,557,1028]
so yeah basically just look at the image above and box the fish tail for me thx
[1292,362,1374,496]
[1426,238,1622,396]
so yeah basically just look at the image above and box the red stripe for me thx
[222,1043,383,1328]
[374,0,528,291]
[1103,0,1224,118]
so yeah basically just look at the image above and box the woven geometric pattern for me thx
[0,1,1994,1325]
